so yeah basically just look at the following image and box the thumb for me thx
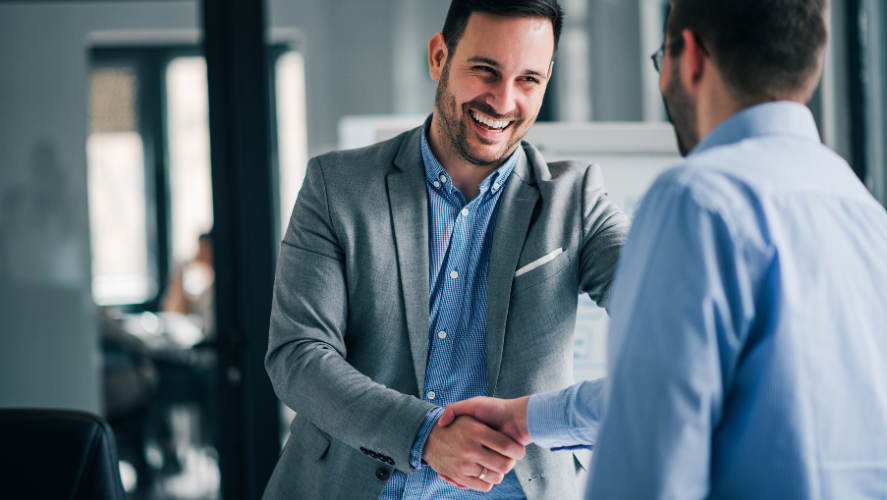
[437,407,456,427]
[437,400,472,427]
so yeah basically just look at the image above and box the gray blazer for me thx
[263,126,630,500]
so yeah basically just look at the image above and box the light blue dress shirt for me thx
[380,116,526,499]
[527,102,887,499]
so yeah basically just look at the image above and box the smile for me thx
[470,110,514,134]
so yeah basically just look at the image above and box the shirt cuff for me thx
[409,406,444,470]
[527,388,578,449]
[527,381,603,451]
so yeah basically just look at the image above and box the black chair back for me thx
[0,409,126,500]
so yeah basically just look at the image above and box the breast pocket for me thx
[511,248,571,296]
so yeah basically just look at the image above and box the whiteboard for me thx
[339,117,683,382]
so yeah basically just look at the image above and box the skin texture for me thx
[661,30,740,156]
[420,11,555,491]
[426,12,554,201]
[438,396,531,445]
[423,415,526,491]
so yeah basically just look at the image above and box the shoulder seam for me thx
[311,155,345,250]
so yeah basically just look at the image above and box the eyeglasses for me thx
[651,35,709,73]
[651,38,684,73]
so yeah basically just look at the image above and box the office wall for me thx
[588,0,644,121]
[269,0,448,155]
[0,1,200,414]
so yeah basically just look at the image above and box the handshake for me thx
[422,396,532,492]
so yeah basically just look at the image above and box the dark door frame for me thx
[202,1,281,499]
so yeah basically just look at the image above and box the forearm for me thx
[267,337,436,473]
[266,242,435,472]
[526,378,606,449]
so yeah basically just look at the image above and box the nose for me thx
[486,79,518,117]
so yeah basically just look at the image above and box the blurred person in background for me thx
[163,231,215,336]
[439,0,887,498]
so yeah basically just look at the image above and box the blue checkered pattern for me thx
[379,116,526,499]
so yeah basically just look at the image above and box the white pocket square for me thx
[515,248,563,277]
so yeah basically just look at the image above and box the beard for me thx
[662,63,699,157]
[433,60,532,167]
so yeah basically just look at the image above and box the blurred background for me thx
[0,1,884,499]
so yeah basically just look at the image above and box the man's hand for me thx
[422,415,525,492]
[438,396,532,446]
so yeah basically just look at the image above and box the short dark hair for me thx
[667,0,828,101]
[441,0,564,58]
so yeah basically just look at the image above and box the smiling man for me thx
[262,1,630,499]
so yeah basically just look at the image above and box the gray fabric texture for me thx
[263,126,630,500]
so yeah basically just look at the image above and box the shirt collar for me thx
[420,114,518,197]
[692,101,822,156]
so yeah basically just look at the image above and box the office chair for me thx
[0,409,126,500]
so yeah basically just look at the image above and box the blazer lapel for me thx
[486,145,540,395]
[387,127,431,393]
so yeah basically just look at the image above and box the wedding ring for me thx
[478,466,488,481]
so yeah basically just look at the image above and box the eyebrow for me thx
[466,56,547,78]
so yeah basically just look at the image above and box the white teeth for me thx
[472,111,511,131]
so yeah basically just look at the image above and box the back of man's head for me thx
[667,0,828,103]
[442,0,564,57]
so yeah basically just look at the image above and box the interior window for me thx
[87,65,153,306]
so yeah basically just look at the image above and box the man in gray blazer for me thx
[263,1,630,499]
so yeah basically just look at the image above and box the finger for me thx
[472,449,516,476]
[455,444,515,478]
[439,473,467,489]
[478,428,526,461]
[476,468,506,485]
[438,400,474,427]
[437,407,455,427]
[450,474,495,493]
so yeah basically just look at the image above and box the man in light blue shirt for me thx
[439,0,887,498]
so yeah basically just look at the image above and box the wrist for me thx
[511,396,531,445]
[413,407,444,469]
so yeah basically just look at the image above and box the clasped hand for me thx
[423,396,531,491]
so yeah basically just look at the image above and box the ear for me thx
[547,60,554,80]
[428,33,448,82]
[679,29,707,92]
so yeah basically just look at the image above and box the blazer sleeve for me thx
[578,163,632,310]
[265,156,436,474]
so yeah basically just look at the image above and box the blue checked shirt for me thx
[379,116,526,500]
[526,102,887,499]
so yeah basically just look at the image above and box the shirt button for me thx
[433,181,440,188]
[493,183,500,190]
[440,174,447,183]
[438,331,447,339]
[427,391,436,400]
[461,208,469,217]
[450,270,458,279]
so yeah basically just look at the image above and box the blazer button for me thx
[376,468,390,480]
[384,457,395,466]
